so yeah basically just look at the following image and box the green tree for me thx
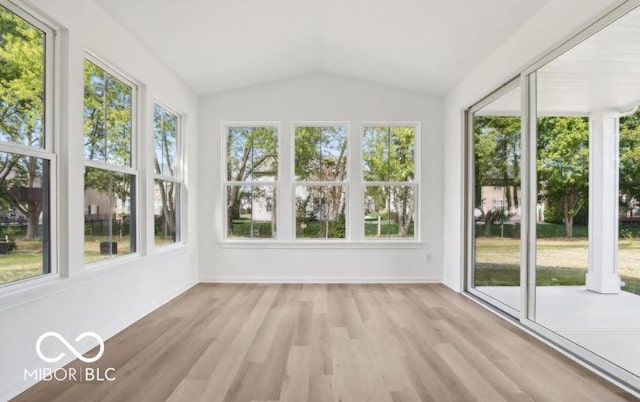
[226,127,277,230]
[473,116,521,210]
[537,116,589,237]
[619,109,640,215]
[295,126,347,237]
[153,105,177,239]
[83,60,134,239]
[83,60,132,167]
[362,127,415,236]
[0,6,46,238]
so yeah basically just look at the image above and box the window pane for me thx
[226,126,277,182]
[471,85,522,312]
[0,153,50,285]
[295,185,346,239]
[83,60,132,166]
[364,186,415,239]
[84,167,136,263]
[295,126,347,181]
[154,180,179,246]
[363,126,415,182]
[0,6,45,148]
[154,104,177,176]
[227,184,275,238]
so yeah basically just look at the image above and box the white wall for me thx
[198,73,443,282]
[0,0,198,399]
[442,0,622,291]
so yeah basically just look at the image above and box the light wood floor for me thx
[14,284,638,402]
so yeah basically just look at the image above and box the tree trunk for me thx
[397,190,409,237]
[227,186,241,233]
[26,203,40,239]
[563,196,573,237]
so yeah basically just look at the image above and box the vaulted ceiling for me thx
[95,0,550,95]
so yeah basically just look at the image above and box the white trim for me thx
[199,276,440,284]
[84,159,137,175]
[220,240,424,249]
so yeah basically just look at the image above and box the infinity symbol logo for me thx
[36,332,105,363]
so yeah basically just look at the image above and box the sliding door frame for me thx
[464,0,640,393]
[464,77,522,319]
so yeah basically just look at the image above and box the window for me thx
[83,59,136,263]
[363,125,416,239]
[0,4,54,286]
[294,125,347,239]
[225,125,278,239]
[153,103,181,246]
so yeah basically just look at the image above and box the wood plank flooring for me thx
[13,284,638,401]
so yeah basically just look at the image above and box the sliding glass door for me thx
[468,82,522,315]
[466,1,640,392]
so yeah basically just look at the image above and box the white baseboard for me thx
[198,276,442,284]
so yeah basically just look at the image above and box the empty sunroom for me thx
[1,0,639,401]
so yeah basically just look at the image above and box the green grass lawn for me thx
[364,222,414,238]
[475,236,640,295]
[84,236,133,264]
[229,219,274,238]
[296,220,345,239]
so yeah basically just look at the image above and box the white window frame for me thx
[362,121,420,242]
[222,121,280,241]
[0,0,58,289]
[291,121,350,242]
[83,53,140,265]
[151,99,183,249]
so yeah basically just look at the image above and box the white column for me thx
[586,110,621,294]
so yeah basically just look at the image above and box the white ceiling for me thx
[479,7,640,116]
[94,0,549,95]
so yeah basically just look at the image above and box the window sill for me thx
[220,241,424,249]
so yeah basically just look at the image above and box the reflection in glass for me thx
[0,153,50,285]
[471,85,522,312]
[84,167,136,263]
[363,127,415,182]
[154,180,179,246]
[364,186,415,239]
[0,6,45,149]
[154,104,177,177]
[227,185,275,238]
[295,126,347,181]
[295,185,346,239]
[83,60,133,167]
